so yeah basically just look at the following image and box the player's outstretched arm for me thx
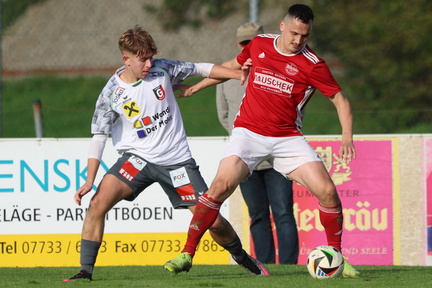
[177,58,248,98]
[330,91,356,163]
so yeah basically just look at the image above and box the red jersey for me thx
[234,34,341,137]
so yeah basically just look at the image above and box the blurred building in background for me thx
[2,0,288,77]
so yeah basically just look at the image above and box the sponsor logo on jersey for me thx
[134,116,153,128]
[112,86,126,104]
[253,66,294,96]
[153,85,166,101]
[176,184,196,201]
[285,62,299,76]
[151,106,170,121]
[118,155,146,181]
[134,120,143,128]
[122,100,140,118]
[134,116,153,138]
[169,167,196,201]
[128,155,147,170]
[170,167,190,187]
[258,52,265,58]
[142,116,152,125]
[136,130,147,138]
[149,71,164,77]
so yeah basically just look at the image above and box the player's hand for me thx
[174,84,195,98]
[74,182,93,206]
[339,141,356,164]
[240,58,252,85]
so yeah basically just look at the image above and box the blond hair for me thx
[118,25,158,56]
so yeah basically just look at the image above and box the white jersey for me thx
[91,59,210,165]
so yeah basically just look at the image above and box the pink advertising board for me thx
[426,138,432,263]
[249,139,396,265]
[295,139,394,265]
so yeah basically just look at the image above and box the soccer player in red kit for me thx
[165,4,360,277]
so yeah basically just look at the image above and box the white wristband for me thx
[194,63,214,77]
[87,134,108,161]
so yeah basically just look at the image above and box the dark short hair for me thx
[239,40,252,46]
[287,4,314,23]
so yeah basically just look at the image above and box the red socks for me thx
[319,203,343,251]
[182,194,222,257]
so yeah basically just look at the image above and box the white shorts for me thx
[222,127,321,175]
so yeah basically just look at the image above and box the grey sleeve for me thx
[153,59,212,86]
[90,76,118,134]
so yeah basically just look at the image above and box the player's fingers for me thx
[345,154,352,164]
[350,149,356,160]
[340,145,354,163]
[74,194,82,206]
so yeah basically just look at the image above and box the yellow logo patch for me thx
[122,101,140,118]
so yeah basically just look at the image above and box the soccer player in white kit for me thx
[166,4,360,277]
[64,26,269,281]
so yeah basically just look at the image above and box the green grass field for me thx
[1,264,431,287]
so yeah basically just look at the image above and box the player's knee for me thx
[208,178,235,201]
[88,197,111,216]
[209,223,223,234]
[316,183,339,205]
[209,216,223,233]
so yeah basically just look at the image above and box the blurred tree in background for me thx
[1,0,46,32]
[144,0,242,31]
[1,0,430,137]
[309,0,432,133]
[152,0,431,133]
